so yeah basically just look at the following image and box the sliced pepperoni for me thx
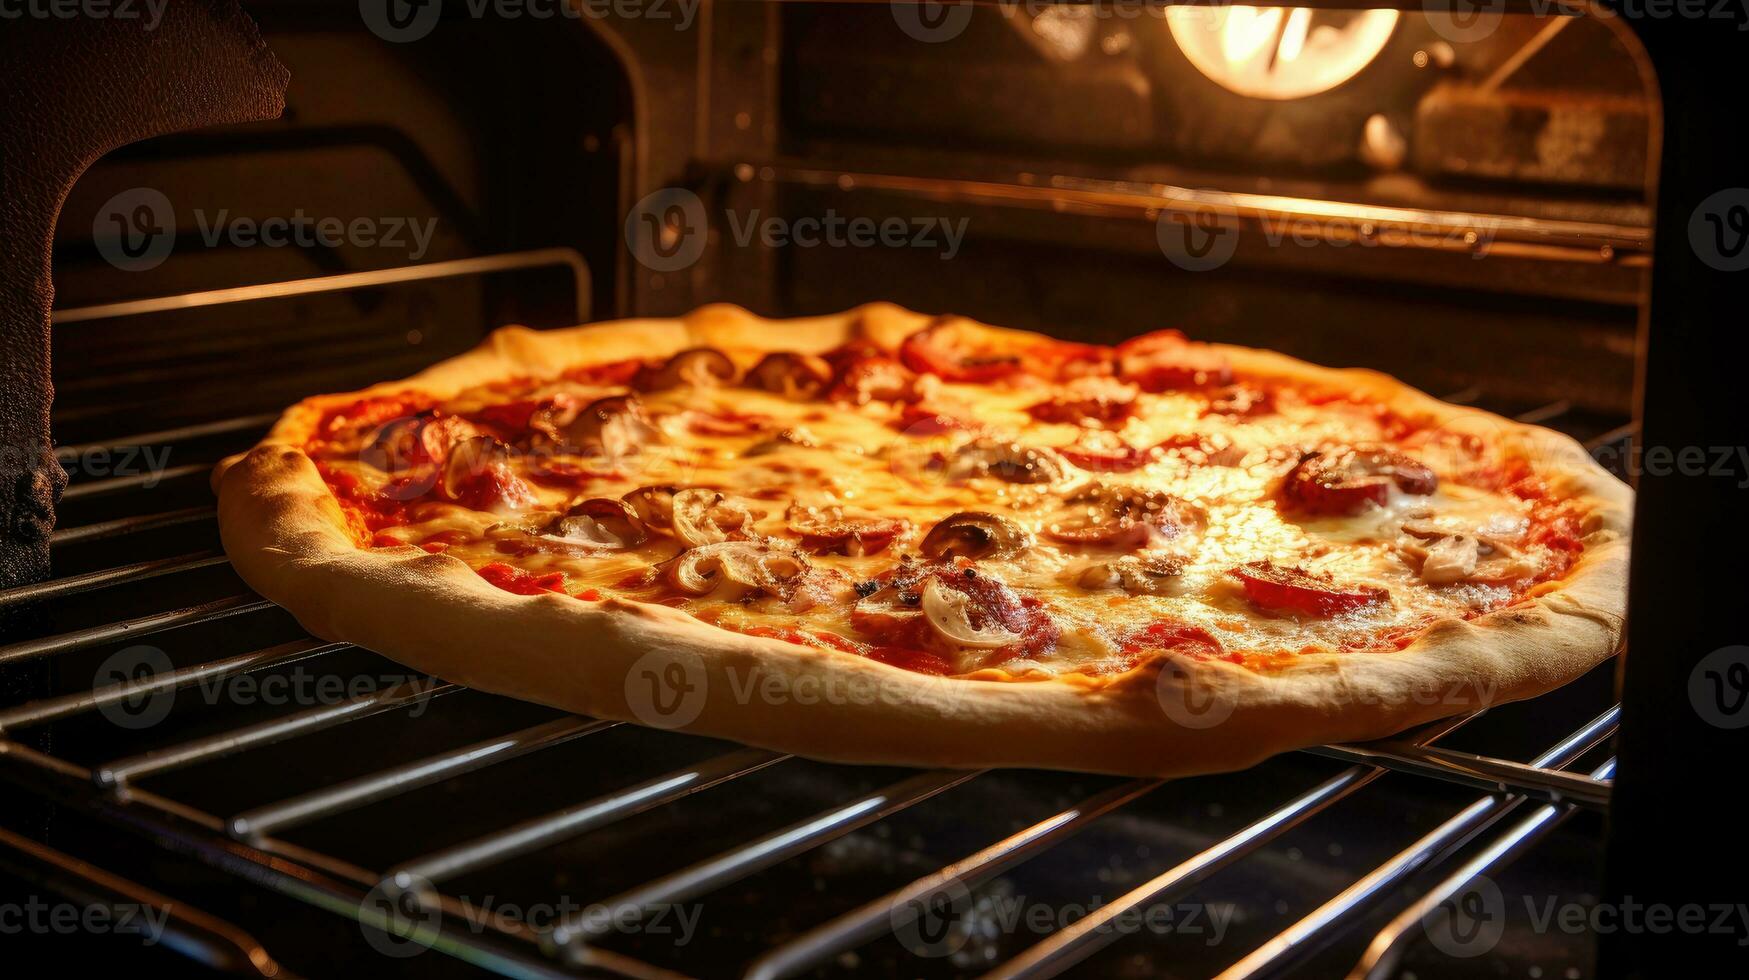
[898,319,1023,382]
[1230,561,1387,616]
[790,516,910,556]
[1026,378,1139,425]
[1120,621,1228,661]
[477,562,568,596]
[1283,446,1438,516]
[828,354,918,405]
[1058,432,1153,473]
[1115,330,1232,391]
[865,646,954,676]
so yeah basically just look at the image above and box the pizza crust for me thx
[213,304,1631,777]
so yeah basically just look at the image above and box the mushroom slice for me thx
[561,395,662,458]
[638,347,738,390]
[747,352,833,400]
[669,488,760,548]
[947,439,1070,485]
[664,542,811,599]
[919,512,1031,561]
[1075,553,1187,594]
[550,498,648,550]
[1396,516,1538,585]
[920,578,1023,649]
[622,485,678,529]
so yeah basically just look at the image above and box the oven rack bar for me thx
[60,462,212,500]
[50,247,592,326]
[385,748,791,896]
[980,707,1614,980]
[1211,707,1618,979]
[94,678,460,790]
[1307,740,1612,810]
[54,412,281,463]
[548,769,983,954]
[742,777,1161,980]
[971,713,1474,980]
[49,504,217,547]
[0,550,227,609]
[1350,756,1619,980]
[229,716,617,840]
[0,593,271,667]
[0,638,346,734]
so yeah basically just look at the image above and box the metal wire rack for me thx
[1,256,1633,979]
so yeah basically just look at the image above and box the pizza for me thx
[213,304,1631,776]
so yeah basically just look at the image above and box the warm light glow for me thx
[1167,6,1400,101]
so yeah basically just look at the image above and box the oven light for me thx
[1167,6,1400,101]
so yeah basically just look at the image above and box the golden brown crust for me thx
[213,304,1631,777]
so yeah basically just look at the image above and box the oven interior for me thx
[4,3,1650,977]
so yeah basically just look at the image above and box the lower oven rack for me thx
[0,264,1635,979]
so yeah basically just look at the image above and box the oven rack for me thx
[2,263,1634,979]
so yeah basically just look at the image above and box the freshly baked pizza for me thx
[213,304,1631,776]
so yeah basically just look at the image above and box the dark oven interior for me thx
[0,1,1688,977]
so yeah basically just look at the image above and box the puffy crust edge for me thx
[212,303,1631,777]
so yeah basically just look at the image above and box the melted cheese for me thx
[313,369,1557,675]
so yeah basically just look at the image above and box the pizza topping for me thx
[1076,553,1187,594]
[621,485,677,528]
[665,542,812,600]
[947,439,1070,485]
[670,488,760,547]
[787,509,909,556]
[1230,561,1388,616]
[1115,330,1232,391]
[828,353,916,405]
[1283,446,1438,516]
[747,352,834,400]
[1204,384,1275,418]
[921,577,1024,648]
[1044,485,1199,551]
[898,319,1025,383]
[1397,516,1541,586]
[637,347,737,390]
[1121,620,1226,661]
[920,512,1031,561]
[1058,431,1153,473]
[363,412,481,472]
[1025,377,1139,425]
[549,498,649,550]
[440,436,536,512]
[556,395,663,458]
